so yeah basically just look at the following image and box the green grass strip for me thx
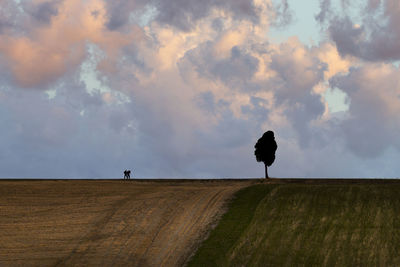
[188,184,276,267]
[189,183,400,266]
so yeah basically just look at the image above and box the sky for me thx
[0,0,400,178]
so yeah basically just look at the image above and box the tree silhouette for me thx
[254,131,277,179]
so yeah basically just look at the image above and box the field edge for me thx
[187,184,276,266]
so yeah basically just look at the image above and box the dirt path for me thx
[0,180,254,266]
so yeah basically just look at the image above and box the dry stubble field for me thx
[0,179,255,266]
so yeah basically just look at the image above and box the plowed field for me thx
[0,180,254,266]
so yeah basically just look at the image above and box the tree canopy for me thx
[255,131,277,178]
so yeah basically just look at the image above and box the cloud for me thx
[24,1,61,25]
[104,0,296,32]
[330,63,400,157]
[321,0,400,61]
[0,0,145,88]
[268,38,327,146]
[0,70,137,178]
[271,0,293,28]
[1,0,400,179]
[0,35,85,88]
[103,0,259,32]
[314,42,352,80]
[104,0,147,31]
[180,43,259,90]
[151,0,259,32]
[0,0,21,34]
[315,0,331,24]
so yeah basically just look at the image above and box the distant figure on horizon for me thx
[124,170,131,180]
[254,131,277,179]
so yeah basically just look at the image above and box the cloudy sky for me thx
[0,0,399,178]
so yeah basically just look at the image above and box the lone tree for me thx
[254,131,277,179]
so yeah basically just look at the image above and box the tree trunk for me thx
[265,163,269,179]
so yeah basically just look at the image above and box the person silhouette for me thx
[124,170,128,179]
[127,170,131,179]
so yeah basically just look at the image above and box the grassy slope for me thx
[188,183,400,266]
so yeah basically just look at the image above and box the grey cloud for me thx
[269,44,326,147]
[195,91,217,115]
[25,1,60,25]
[3,71,393,179]
[181,36,326,149]
[323,0,400,61]
[177,31,400,176]
[367,0,382,10]
[330,64,400,158]
[315,0,331,24]
[212,46,259,88]
[153,0,258,31]
[0,0,22,34]
[241,96,270,122]
[110,61,266,178]
[195,93,267,151]
[341,118,390,157]
[104,0,294,32]
[0,17,12,34]
[0,71,138,178]
[207,110,254,148]
[121,43,152,74]
[180,43,259,90]
[105,0,146,31]
[329,17,365,58]
[271,0,293,28]
[286,94,326,147]
[211,18,224,31]
[3,0,400,179]
[190,104,268,178]
[270,51,326,101]
[154,0,214,31]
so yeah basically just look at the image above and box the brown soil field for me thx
[0,179,255,266]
